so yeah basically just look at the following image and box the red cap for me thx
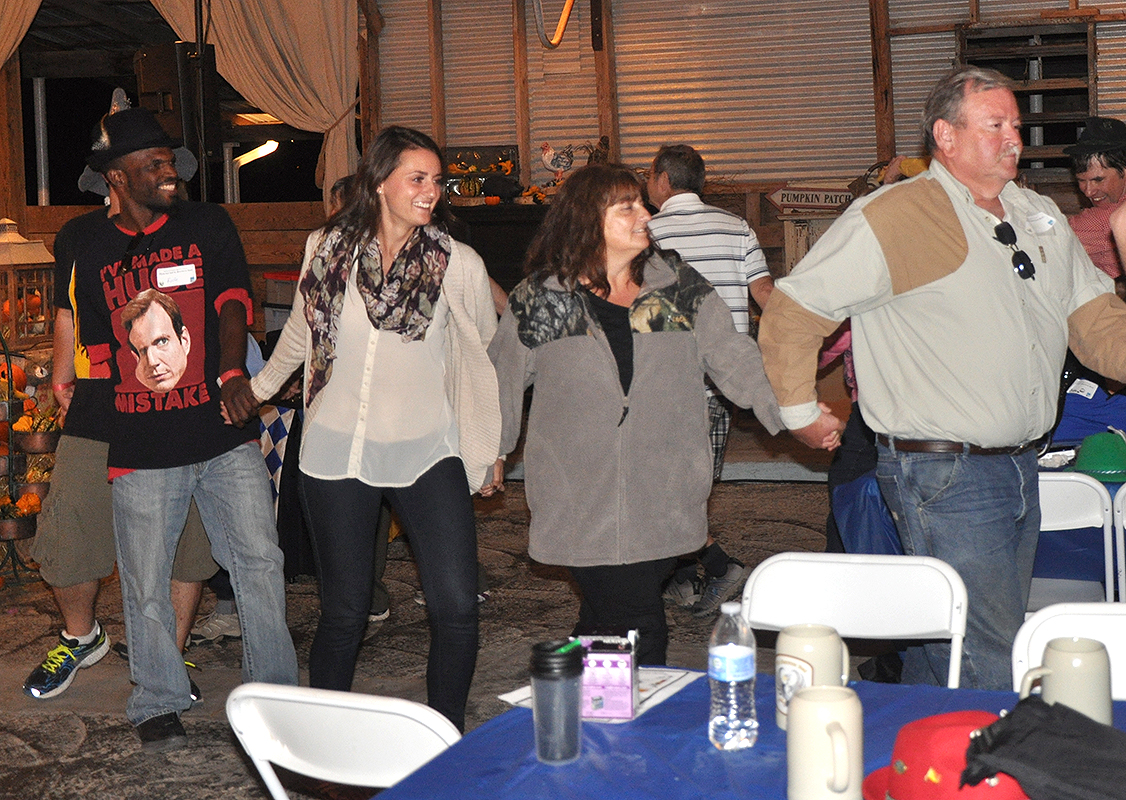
[862,711,1027,800]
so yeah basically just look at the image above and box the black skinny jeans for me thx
[299,457,479,731]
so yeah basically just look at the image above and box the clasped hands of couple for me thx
[217,375,507,497]
[792,401,845,452]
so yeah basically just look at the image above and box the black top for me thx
[56,202,255,469]
[583,287,633,396]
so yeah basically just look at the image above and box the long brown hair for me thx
[326,125,451,255]
[523,163,651,295]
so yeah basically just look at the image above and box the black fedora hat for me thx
[1063,116,1126,157]
[87,107,182,172]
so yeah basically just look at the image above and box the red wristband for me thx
[52,382,75,393]
[216,368,246,388]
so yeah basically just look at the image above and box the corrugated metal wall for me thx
[375,1,1126,186]
[443,0,518,148]
[889,32,956,156]
[1097,21,1126,120]
[524,2,600,187]
[612,0,877,181]
[889,0,970,28]
[377,0,433,132]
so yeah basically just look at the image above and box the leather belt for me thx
[875,433,1035,457]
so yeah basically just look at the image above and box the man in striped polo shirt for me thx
[647,143,774,617]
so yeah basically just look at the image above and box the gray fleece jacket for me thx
[488,249,783,568]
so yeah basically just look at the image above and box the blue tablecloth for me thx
[377,674,1126,800]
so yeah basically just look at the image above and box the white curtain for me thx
[150,0,360,210]
[1,0,42,66]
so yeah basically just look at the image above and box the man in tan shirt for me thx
[760,66,1126,690]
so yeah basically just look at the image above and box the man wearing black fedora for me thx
[1066,116,1126,287]
[50,102,297,751]
[25,96,218,711]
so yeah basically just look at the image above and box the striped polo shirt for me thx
[647,192,769,335]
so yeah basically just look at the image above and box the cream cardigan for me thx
[250,230,502,492]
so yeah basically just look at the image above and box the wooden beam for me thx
[49,0,176,44]
[513,0,532,188]
[591,0,619,160]
[0,54,27,232]
[428,0,447,147]
[358,0,385,33]
[870,0,895,161]
[358,0,383,150]
[20,49,135,79]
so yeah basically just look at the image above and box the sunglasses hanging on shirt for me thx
[993,222,1036,280]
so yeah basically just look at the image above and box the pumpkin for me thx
[0,363,27,392]
[1,298,23,323]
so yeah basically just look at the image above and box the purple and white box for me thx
[575,630,639,720]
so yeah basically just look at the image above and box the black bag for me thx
[961,696,1126,800]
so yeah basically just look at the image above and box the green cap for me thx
[1071,432,1126,482]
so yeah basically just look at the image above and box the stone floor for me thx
[0,421,832,799]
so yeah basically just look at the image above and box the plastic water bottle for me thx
[708,600,758,750]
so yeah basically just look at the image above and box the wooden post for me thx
[358,0,384,151]
[0,53,26,232]
[513,0,532,188]
[591,0,620,161]
[428,0,447,147]
[870,0,895,162]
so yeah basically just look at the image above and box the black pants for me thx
[569,557,677,666]
[299,457,479,731]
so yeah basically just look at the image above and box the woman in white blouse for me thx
[227,126,503,731]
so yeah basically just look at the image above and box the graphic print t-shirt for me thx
[68,202,255,470]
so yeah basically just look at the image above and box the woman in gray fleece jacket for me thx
[488,164,783,664]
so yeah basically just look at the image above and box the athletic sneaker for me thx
[662,575,703,607]
[110,642,203,705]
[23,623,110,699]
[188,610,241,645]
[136,711,188,753]
[690,560,749,618]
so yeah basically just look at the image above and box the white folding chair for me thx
[226,683,461,800]
[1110,483,1126,601]
[741,552,968,688]
[1011,602,1126,699]
[1037,473,1116,603]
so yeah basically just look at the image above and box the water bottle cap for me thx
[720,601,742,616]
[529,639,586,678]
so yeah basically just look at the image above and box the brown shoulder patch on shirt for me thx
[862,178,969,295]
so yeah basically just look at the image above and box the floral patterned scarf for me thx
[299,223,451,403]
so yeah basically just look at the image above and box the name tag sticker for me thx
[1068,378,1099,399]
[155,264,197,289]
[1027,212,1056,233]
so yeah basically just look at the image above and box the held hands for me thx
[478,458,506,498]
[219,375,262,428]
[791,402,846,451]
[53,384,75,426]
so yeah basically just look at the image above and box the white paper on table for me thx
[498,667,704,723]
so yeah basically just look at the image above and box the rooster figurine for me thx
[541,142,575,183]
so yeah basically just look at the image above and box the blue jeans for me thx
[876,442,1040,690]
[113,442,298,725]
[299,457,479,731]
